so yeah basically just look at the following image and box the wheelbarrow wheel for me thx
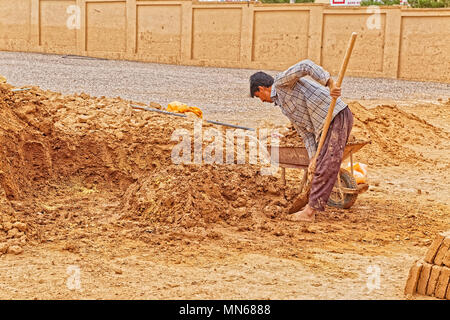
[327,168,358,209]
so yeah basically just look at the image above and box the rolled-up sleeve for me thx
[275,59,330,88]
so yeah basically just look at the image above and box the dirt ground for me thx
[0,79,449,299]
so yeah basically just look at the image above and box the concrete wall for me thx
[0,1,449,82]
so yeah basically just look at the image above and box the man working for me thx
[250,59,353,222]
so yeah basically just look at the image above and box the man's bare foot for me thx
[288,204,316,223]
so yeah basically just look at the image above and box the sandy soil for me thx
[0,81,449,300]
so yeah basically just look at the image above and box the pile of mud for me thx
[0,84,287,253]
[349,102,449,166]
[122,163,285,228]
[279,101,449,167]
[1,83,448,254]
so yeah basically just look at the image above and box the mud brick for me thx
[426,265,442,296]
[434,237,450,266]
[416,262,433,295]
[434,266,450,299]
[447,282,450,300]
[443,246,450,268]
[404,261,423,296]
[424,231,450,264]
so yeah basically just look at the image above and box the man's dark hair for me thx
[249,71,274,98]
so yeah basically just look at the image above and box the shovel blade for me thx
[288,184,311,214]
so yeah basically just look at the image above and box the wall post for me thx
[240,2,254,67]
[76,0,86,55]
[383,7,402,79]
[307,4,324,65]
[126,0,137,57]
[30,0,40,49]
[180,0,193,64]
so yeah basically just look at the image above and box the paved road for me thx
[1,51,449,126]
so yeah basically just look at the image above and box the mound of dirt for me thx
[1,83,448,255]
[279,101,450,167]
[122,163,285,228]
[0,84,290,254]
[349,102,449,166]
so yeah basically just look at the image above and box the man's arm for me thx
[274,59,330,89]
[293,123,317,159]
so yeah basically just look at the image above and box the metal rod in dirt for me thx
[11,88,32,92]
[204,119,255,131]
[131,105,188,118]
[131,104,255,131]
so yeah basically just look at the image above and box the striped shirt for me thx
[271,59,348,159]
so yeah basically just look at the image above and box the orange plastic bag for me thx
[345,162,367,184]
[167,101,203,118]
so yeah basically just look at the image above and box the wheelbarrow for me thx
[268,140,371,209]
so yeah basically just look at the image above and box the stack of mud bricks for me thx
[405,231,450,299]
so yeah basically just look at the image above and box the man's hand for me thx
[330,86,341,99]
[326,78,341,99]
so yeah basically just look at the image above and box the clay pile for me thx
[348,102,449,166]
[0,83,290,254]
[0,83,448,256]
[278,101,449,167]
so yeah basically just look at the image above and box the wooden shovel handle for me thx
[314,32,358,160]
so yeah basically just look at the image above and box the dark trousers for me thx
[309,107,354,211]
